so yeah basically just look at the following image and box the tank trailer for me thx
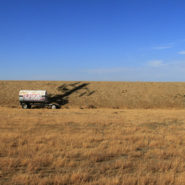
[19,90,60,109]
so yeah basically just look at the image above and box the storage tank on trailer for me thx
[19,90,47,102]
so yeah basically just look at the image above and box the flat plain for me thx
[1,107,185,185]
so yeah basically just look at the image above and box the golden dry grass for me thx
[1,81,185,108]
[1,107,185,184]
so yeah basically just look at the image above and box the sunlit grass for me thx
[1,108,185,184]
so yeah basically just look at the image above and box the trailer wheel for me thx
[51,104,57,109]
[22,103,28,109]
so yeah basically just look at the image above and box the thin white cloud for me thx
[178,50,185,55]
[147,60,164,67]
[85,60,185,81]
[152,45,173,50]
[88,68,124,74]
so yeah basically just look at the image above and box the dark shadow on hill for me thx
[47,82,95,107]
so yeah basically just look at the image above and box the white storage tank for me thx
[19,90,47,103]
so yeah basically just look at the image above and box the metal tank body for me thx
[19,90,47,103]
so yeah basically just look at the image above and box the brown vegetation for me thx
[1,81,185,108]
[1,107,185,184]
[1,81,185,184]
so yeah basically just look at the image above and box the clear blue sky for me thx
[1,0,185,81]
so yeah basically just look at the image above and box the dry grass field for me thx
[1,81,185,109]
[1,107,185,185]
[1,81,185,184]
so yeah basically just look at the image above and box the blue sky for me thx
[0,0,185,81]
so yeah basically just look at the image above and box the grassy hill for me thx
[0,81,185,108]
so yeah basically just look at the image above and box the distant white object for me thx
[19,90,60,109]
[19,90,47,102]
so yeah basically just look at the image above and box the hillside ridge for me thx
[1,81,185,108]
